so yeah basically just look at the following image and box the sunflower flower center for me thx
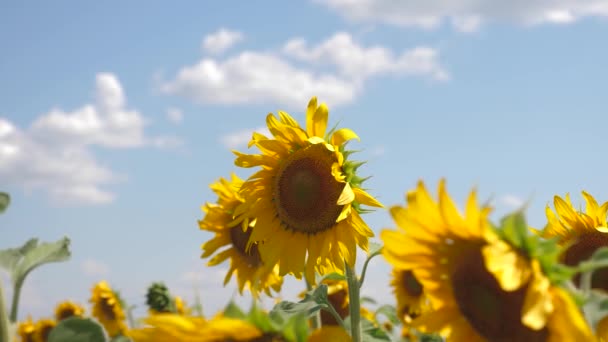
[401,270,423,297]
[451,250,548,342]
[273,143,344,234]
[57,308,76,321]
[564,231,608,291]
[230,226,262,267]
[100,298,117,321]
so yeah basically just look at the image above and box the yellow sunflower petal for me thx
[331,128,360,146]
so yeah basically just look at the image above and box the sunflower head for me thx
[146,282,174,313]
[390,268,428,323]
[89,281,127,338]
[32,318,56,342]
[542,191,608,291]
[233,97,382,281]
[199,173,283,297]
[381,180,593,341]
[17,316,35,342]
[54,300,85,321]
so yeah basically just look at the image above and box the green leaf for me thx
[223,300,246,319]
[497,211,529,251]
[582,289,608,333]
[367,242,383,257]
[360,296,377,305]
[587,246,608,263]
[0,193,9,214]
[0,237,71,282]
[247,302,274,332]
[318,272,346,283]
[270,300,325,319]
[374,304,400,325]
[47,317,105,342]
[344,317,391,342]
[0,237,71,321]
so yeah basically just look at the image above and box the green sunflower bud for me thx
[146,282,175,313]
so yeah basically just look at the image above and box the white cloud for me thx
[202,28,244,54]
[0,73,176,205]
[166,107,183,124]
[283,32,448,81]
[315,0,608,31]
[162,32,446,108]
[81,258,111,277]
[219,126,271,149]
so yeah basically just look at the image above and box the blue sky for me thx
[1,1,608,321]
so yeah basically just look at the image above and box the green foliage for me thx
[344,317,391,342]
[0,192,9,214]
[374,304,400,326]
[495,211,576,284]
[367,242,383,257]
[47,317,105,342]
[318,272,346,283]
[582,290,608,335]
[0,237,71,321]
[223,300,246,319]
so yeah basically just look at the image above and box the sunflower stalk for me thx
[9,277,24,322]
[359,245,383,289]
[305,277,321,329]
[345,261,361,342]
[0,281,9,342]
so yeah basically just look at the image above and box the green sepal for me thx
[47,317,105,342]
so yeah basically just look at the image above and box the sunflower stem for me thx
[345,262,361,342]
[359,248,382,289]
[0,281,10,342]
[580,270,593,295]
[305,276,321,329]
[9,277,23,322]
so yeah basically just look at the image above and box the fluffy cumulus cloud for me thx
[202,28,244,54]
[0,73,175,205]
[315,0,608,31]
[162,32,447,108]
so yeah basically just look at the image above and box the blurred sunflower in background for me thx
[128,314,281,342]
[32,318,55,342]
[382,180,592,341]
[54,300,85,321]
[17,316,35,342]
[200,174,283,296]
[390,268,428,324]
[90,281,127,338]
[541,191,608,290]
[232,97,382,281]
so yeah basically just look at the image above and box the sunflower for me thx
[541,191,608,290]
[200,173,283,296]
[308,326,351,342]
[233,97,382,281]
[381,180,592,341]
[390,268,428,323]
[32,318,56,342]
[128,314,284,342]
[54,300,85,321]
[17,316,35,342]
[89,281,127,338]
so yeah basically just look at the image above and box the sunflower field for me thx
[2,97,608,342]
